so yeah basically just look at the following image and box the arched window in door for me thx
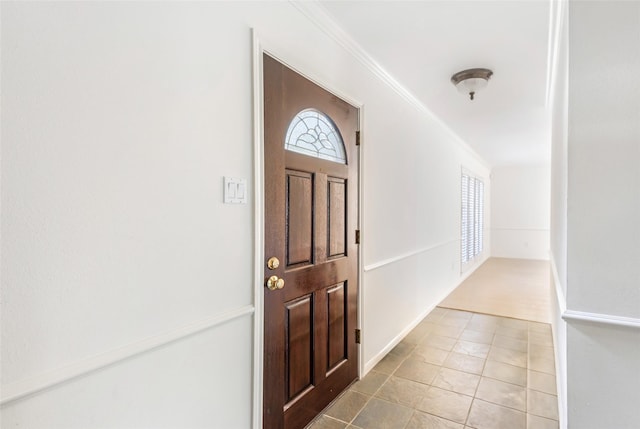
[284,109,347,164]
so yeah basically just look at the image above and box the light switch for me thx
[224,177,248,204]
[227,182,236,198]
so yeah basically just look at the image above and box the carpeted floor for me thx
[438,258,551,323]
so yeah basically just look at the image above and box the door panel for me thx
[263,53,359,429]
[286,170,314,268]
[326,283,347,371]
[285,295,314,402]
[327,178,347,258]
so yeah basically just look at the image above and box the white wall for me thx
[551,1,640,428]
[1,2,490,427]
[491,165,550,260]
[567,1,640,319]
[566,2,640,427]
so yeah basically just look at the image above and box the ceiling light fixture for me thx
[451,68,493,101]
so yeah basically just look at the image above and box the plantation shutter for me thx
[461,172,484,264]
[461,174,469,263]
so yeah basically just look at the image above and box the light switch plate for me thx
[224,177,248,204]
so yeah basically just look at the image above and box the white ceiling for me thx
[319,0,552,167]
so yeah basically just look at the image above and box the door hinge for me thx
[355,229,360,244]
[355,329,361,344]
[355,131,361,146]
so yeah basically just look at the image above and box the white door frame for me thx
[251,30,366,429]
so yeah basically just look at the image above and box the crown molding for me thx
[290,0,491,170]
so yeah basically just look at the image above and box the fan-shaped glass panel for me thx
[285,109,347,164]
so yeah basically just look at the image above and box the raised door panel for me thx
[327,177,347,258]
[326,283,347,373]
[286,170,314,268]
[285,295,314,405]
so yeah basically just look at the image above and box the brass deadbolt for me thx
[267,257,280,270]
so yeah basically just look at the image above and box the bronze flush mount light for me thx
[451,68,493,101]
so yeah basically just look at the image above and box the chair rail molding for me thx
[364,239,458,272]
[1,304,255,406]
[552,254,640,329]
[562,310,640,329]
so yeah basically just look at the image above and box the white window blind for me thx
[461,172,484,264]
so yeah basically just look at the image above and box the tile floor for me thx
[307,307,558,429]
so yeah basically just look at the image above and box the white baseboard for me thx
[361,262,482,375]
[362,304,436,375]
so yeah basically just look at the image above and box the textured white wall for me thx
[1,2,255,387]
[0,317,254,428]
[549,2,640,428]
[360,86,491,369]
[1,2,491,427]
[567,323,640,429]
[491,165,550,260]
[567,0,640,318]
[1,3,262,426]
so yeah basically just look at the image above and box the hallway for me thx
[308,258,558,429]
[3,2,637,427]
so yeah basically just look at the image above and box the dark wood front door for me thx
[263,54,359,429]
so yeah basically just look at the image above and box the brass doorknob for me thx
[266,275,285,291]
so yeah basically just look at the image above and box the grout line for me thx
[344,345,416,427]
[316,415,346,427]
[337,308,559,429]
[464,333,491,426]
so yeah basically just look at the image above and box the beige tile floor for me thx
[439,258,551,323]
[307,308,558,429]
[306,257,558,429]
